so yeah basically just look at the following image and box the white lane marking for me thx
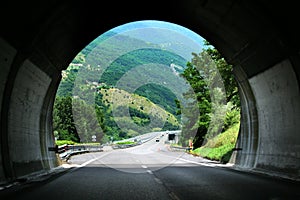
[80,157,99,167]
[176,157,203,165]
[69,151,113,168]
[157,153,224,167]
[80,151,112,167]
[176,157,232,167]
[147,170,153,174]
[169,192,181,200]
[154,177,163,184]
[141,165,148,168]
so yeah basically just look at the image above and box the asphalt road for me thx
[0,134,299,200]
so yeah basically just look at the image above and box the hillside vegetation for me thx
[190,122,240,163]
[99,87,180,136]
[53,30,184,143]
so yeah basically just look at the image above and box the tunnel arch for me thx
[0,0,299,183]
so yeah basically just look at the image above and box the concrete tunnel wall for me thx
[248,60,300,175]
[0,0,300,184]
[0,38,60,182]
[232,59,300,178]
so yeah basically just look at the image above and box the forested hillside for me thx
[53,31,185,143]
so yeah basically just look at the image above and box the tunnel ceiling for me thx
[1,0,300,77]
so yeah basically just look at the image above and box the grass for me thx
[115,141,136,145]
[190,122,240,163]
[55,140,77,146]
[55,140,100,146]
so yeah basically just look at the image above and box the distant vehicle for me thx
[156,138,160,142]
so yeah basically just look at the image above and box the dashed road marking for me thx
[154,177,163,184]
[169,192,181,200]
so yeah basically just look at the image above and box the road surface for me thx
[0,133,299,200]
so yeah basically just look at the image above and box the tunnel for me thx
[0,0,299,185]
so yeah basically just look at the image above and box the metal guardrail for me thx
[57,144,103,160]
[169,145,191,152]
[54,131,180,160]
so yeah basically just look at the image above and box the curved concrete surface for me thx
[0,0,299,184]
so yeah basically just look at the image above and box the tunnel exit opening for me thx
[52,20,242,170]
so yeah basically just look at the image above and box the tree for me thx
[180,61,211,147]
[52,96,80,142]
[72,52,85,64]
[180,41,240,149]
[72,98,104,143]
[204,40,240,107]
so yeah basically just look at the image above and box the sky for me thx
[110,20,206,48]
[96,20,208,62]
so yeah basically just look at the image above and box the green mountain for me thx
[58,31,189,115]
[55,30,192,142]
